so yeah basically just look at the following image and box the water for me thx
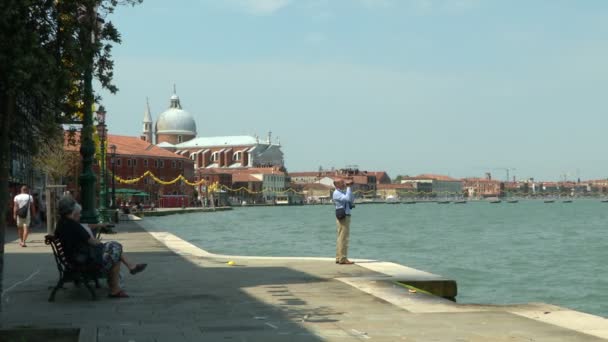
[143,200,608,317]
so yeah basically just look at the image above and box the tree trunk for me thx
[0,91,15,312]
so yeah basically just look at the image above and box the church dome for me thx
[155,92,196,136]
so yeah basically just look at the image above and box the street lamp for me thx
[78,3,104,223]
[96,106,108,221]
[110,144,117,210]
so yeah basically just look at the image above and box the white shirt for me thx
[14,193,33,210]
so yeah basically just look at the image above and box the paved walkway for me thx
[1,221,607,341]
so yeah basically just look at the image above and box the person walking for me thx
[332,178,355,265]
[13,185,35,247]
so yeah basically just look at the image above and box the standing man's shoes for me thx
[338,259,354,265]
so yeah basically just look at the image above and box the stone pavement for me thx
[1,221,607,341]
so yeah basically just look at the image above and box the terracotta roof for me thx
[368,171,391,182]
[377,183,414,190]
[289,172,321,177]
[197,167,285,175]
[64,131,189,160]
[108,135,190,159]
[301,183,332,190]
[232,173,262,183]
[415,174,460,181]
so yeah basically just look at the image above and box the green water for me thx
[144,199,608,317]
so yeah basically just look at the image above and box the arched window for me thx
[211,152,220,162]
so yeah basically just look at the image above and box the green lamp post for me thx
[78,2,102,223]
[96,107,108,221]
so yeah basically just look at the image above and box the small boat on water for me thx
[544,200,555,203]
[437,200,450,204]
[385,195,400,204]
[601,199,608,203]
[402,201,416,204]
[507,200,519,203]
[562,200,573,203]
[454,200,467,204]
[489,200,502,203]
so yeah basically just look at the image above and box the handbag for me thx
[335,207,346,220]
[17,197,30,218]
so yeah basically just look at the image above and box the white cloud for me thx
[229,0,291,15]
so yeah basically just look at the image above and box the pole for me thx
[99,121,107,221]
[110,145,116,209]
[79,3,98,224]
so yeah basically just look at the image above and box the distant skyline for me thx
[98,0,608,181]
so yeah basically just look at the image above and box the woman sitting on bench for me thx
[55,196,147,298]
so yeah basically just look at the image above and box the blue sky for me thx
[98,0,608,181]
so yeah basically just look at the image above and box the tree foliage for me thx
[0,0,142,311]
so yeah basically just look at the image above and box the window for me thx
[211,152,219,162]
[127,159,132,167]
[233,151,242,161]
[116,159,122,167]
[133,159,137,167]
[159,160,165,168]
[178,135,183,143]
[172,160,176,168]
[144,159,148,167]
[154,160,158,168]
[178,161,183,169]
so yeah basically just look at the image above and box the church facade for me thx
[144,90,285,171]
[141,91,289,204]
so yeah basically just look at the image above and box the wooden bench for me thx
[45,235,104,302]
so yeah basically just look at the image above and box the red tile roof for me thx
[108,135,190,159]
[377,183,414,190]
[64,131,189,160]
[404,174,460,182]
[301,183,332,190]
[232,173,262,183]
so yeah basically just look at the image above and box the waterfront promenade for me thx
[1,221,607,341]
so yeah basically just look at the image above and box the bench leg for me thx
[84,279,97,300]
[49,279,64,302]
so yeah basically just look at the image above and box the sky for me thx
[97,0,608,182]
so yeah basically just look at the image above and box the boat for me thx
[489,200,502,203]
[402,200,416,204]
[544,200,555,203]
[487,197,501,203]
[562,200,573,203]
[507,200,518,203]
[275,195,289,205]
[454,200,467,204]
[601,199,608,203]
[437,200,450,204]
[385,195,400,204]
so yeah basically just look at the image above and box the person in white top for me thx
[13,185,36,247]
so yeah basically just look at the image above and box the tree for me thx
[0,0,142,311]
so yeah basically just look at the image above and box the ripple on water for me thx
[144,201,607,317]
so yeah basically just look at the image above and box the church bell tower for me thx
[141,97,153,143]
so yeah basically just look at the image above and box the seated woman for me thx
[54,196,147,298]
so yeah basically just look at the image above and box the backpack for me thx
[17,197,30,218]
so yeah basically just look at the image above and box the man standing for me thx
[332,178,355,265]
[13,185,35,247]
